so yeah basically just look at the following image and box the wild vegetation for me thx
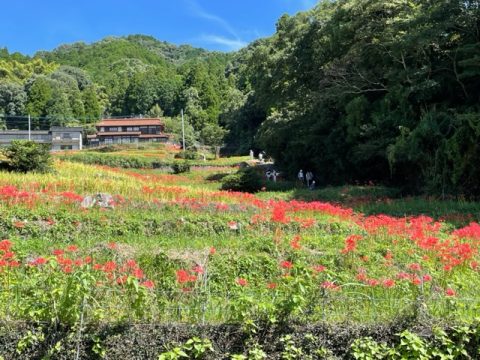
[0,149,480,357]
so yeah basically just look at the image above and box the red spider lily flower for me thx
[74,259,83,267]
[321,281,341,291]
[382,279,396,288]
[132,268,144,279]
[445,288,456,297]
[84,256,92,264]
[341,235,362,254]
[8,260,20,268]
[267,282,277,289]
[280,260,293,269]
[367,278,380,287]
[384,251,393,260]
[0,239,12,252]
[66,245,78,252]
[176,269,196,284]
[396,272,410,280]
[452,222,480,240]
[290,235,302,250]
[0,260,7,267]
[356,273,368,282]
[1,250,13,258]
[271,204,289,223]
[103,261,117,272]
[52,249,64,256]
[107,242,117,250]
[209,247,216,255]
[193,265,204,274]
[313,265,326,273]
[471,261,478,270]
[408,263,422,272]
[126,259,137,269]
[236,278,248,287]
[141,280,155,289]
[116,275,128,285]
[63,265,73,274]
[423,274,432,282]
[31,257,47,266]
[411,276,422,286]
[228,221,239,230]
[93,263,102,270]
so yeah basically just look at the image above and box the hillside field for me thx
[1,147,480,358]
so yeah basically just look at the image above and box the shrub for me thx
[1,140,52,173]
[175,150,201,160]
[171,162,191,174]
[221,167,262,193]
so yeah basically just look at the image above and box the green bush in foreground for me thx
[1,140,52,173]
[221,167,262,193]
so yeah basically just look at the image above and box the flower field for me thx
[1,160,480,331]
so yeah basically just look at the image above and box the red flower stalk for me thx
[445,288,456,297]
[236,278,248,287]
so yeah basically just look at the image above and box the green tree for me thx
[2,140,52,173]
[0,82,26,115]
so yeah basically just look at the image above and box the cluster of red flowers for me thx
[0,185,37,206]
[341,235,362,254]
[4,240,155,289]
[0,239,20,268]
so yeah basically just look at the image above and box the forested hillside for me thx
[0,35,233,143]
[0,0,479,196]
[225,0,480,196]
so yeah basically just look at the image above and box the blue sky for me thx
[0,0,317,55]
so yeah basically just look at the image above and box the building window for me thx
[60,145,73,150]
[104,138,113,144]
[61,133,72,139]
[108,127,119,132]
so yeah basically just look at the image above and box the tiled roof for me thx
[97,132,142,136]
[97,118,164,127]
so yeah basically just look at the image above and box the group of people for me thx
[250,149,267,163]
[265,169,280,182]
[297,169,315,189]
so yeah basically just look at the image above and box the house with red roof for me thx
[88,118,170,146]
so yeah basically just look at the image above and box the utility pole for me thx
[181,109,186,150]
[28,114,31,141]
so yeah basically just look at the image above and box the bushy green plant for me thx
[221,167,262,193]
[171,161,191,174]
[2,140,52,173]
[174,150,201,160]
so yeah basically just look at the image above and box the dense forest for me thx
[0,0,479,196]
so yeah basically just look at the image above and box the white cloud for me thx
[185,0,246,50]
[198,34,247,51]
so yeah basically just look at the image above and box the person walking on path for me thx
[297,169,304,185]
[305,171,313,187]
